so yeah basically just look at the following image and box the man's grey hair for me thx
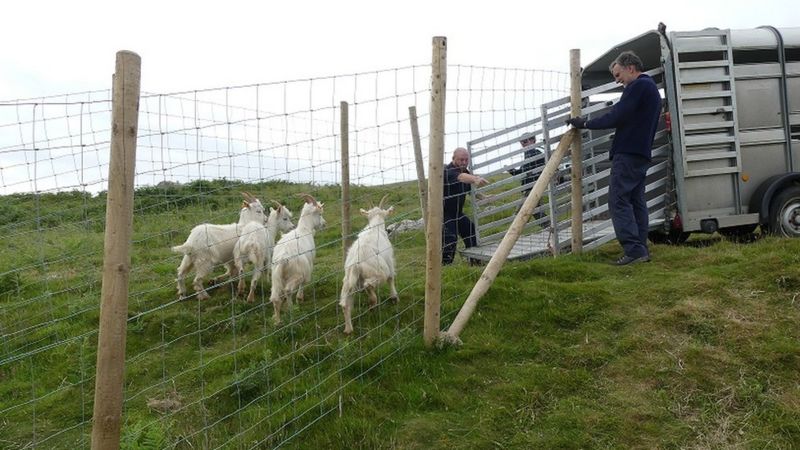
[609,51,644,72]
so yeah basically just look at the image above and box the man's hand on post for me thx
[565,117,587,129]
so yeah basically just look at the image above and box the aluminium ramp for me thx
[460,220,615,262]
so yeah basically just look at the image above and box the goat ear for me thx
[360,208,368,216]
[269,207,276,214]
[386,206,394,215]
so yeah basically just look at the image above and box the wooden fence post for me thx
[340,101,351,260]
[409,105,428,226]
[424,36,446,347]
[91,50,141,450]
[570,49,584,253]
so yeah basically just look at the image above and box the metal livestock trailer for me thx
[583,25,800,242]
[462,25,800,262]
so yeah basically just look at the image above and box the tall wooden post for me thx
[340,101,351,260]
[409,106,428,225]
[424,37,446,347]
[570,49,584,253]
[91,50,141,450]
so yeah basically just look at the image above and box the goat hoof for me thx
[197,291,210,301]
[343,327,353,335]
[246,293,255,303]
[388,295,399,303]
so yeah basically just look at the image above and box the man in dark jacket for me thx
[566,51,662,265]
[508,132,545,198]
[443,147,488,265]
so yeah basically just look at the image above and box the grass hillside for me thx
[1,180,798,449]
[307,236,800,449]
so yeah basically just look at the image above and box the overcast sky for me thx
[2,0,798,99]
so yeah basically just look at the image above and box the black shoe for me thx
[613,255,651,266]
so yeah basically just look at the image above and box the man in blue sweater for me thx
[566,51,662,265]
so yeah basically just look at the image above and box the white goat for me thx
[340,195,398,334]
[233,201,295,303]
[270,193,326,325]
[172,192,267,300]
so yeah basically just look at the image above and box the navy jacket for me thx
[508,147,545,187]
[585,74,662,161]
[443,162,472,218]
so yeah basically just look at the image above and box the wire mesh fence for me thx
[0,63,568,448]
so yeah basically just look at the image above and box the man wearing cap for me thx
[566,50,662,266]
[508,132,546,199]
[442,147,488,265]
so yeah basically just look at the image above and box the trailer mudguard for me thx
[750,173,800,224]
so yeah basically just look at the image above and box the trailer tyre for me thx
[768,185,800,238]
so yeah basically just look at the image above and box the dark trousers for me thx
[609,154,650,259]
[442,214,477,264]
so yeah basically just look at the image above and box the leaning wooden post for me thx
[424,36,446,347]
[340,101,351,260]
[444,131,576,341]
[570,49,584,253]
[91,50,141,450]
[409,105,428,226]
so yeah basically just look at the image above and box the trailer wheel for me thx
[648,229,690,245]
[768,185,800,237]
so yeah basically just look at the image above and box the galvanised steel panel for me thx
[740,142,790,209]
[735,77,783,129]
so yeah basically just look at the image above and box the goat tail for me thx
[339,264,360,308]
[270,260,284,289]
[171,243,192,254]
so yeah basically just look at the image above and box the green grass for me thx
[1,180,799,449]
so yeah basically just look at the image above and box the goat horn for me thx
[378,194,389,209]
[271,199,282,209]
[297,192,316,204]
[241,191,255,202]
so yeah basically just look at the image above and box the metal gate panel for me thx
[461,69,669,262]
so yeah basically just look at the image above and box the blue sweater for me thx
[585,74,662,161]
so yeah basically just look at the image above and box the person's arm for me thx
[456,172,488,185]
[585,80,645,129]
[467,173,491,201]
